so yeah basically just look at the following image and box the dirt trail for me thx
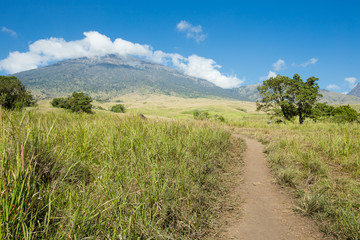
[219,131,330,240]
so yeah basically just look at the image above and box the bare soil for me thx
[217,129,332,240]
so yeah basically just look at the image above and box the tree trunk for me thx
[299,111,304,124]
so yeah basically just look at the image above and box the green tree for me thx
[51,92,93,113]
[110,104,126,113]
[257,74,322,124]
[0,76,35,110]
[66,92,93,113]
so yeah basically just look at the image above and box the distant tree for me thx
[0,76,35,110]
[66,92,93,113]
[110,104,126,113]
[257,74,322,124]
[51,92,93,113]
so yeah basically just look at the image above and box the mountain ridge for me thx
[14,55,360,104]
[15,55,246,101]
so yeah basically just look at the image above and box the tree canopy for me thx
[51,92,93,113]
[0,76,35,110]
[257,74,322,124]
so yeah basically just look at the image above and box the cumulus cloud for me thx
[0,31,242,88]
[326,84,340,91]
[344,77,357,89]
[1,26,17,38]
[259,71,277,81]
[298,58,318,67]
[273,59,286,71]
[176,20,207,43]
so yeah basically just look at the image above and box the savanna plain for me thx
[1,95,360,239]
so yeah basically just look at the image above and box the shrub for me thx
[193,110,210,120]
[51,97,67,108]
[110,104,126,113]
[213,114,225,122]
[313,102,335,118]
[332,105,359,123]
[51,92,93,113]
[193,110,225,122]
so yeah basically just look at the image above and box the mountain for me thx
[348,83,360,98]
[14,55,244,101]
[14,55,360,104]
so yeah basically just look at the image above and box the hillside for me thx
[235,85,360,104]
[13,55,360,104]
[14,55,243,100]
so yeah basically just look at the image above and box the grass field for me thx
[2,94,360,239]
[0,109,233,239]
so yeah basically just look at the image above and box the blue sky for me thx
[0,0,359,92]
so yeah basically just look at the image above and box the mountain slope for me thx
[234,85,360,104]
[15,55,242,100]
[348,83,360,98]
[13,55,360,104]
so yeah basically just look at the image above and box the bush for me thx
[332,105,359,123]
[193,110,225,122]
[0,76,35,110]
[110,104,126,113]
[213,114,225,122]
[51,92,93,113]
[51,97,67,108]
[193,110,210,120]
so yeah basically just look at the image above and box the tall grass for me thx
[0,109,231,239]
[232,118,360,239]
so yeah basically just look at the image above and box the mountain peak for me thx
[348,83,360,98]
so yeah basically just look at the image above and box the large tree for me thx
[257,74,322,124]
[0,76,35,110]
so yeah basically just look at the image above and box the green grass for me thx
[0,109,231,239]
[232,118,360,239]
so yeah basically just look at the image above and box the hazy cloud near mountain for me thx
[326,84,340,90]
[345,77,357,89]
[0,31,243,88]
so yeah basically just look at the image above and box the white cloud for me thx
[0,31,242,88]
[326,84,340,91]
[1,26,17,38]
[174,55,244,88]
[344,77,357,89]
[273,59,286,71]
[176,20,207,43]
[259,71,277,81]
[298,58,318,67]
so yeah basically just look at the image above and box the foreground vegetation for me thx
[233,118,360,239]
[0,109,231,239]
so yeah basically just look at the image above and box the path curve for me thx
[220,131,330,240]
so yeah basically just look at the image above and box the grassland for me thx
[2,94,360,239]
[0,109,233,239]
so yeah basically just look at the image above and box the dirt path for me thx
[219,131,330,240]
